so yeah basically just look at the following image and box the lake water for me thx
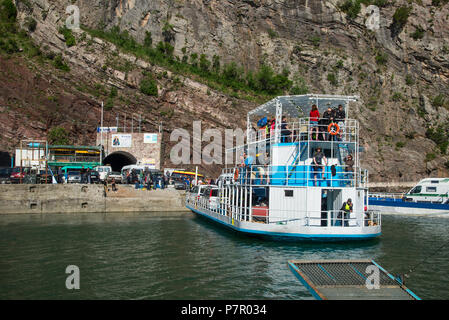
[1,212,448,299]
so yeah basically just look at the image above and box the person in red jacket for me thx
[309,104,320,140]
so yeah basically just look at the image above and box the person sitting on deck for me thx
[312,147,327,187]
[309,105,320,140]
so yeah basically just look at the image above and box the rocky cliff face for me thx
[2,0,449,180]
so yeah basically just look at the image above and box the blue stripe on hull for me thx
[187,205,381,241]
[369,198,449,210]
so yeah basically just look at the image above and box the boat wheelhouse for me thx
[186,94,381,240]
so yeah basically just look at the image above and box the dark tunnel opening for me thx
[103,152,137,172]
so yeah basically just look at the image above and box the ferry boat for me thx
[186,94,381,241]
[369,178,449,215]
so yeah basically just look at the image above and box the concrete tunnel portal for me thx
[102,151,137,172]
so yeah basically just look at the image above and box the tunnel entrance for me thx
[103,151,137,172]
[0,151,12,167]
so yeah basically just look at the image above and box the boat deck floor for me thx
[287,260,419,300]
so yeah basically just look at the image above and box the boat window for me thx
[285,190,294,197]
[410,186,422,194]
[426,187,437,192]
[210,189,218,197]
[430,180,439,184]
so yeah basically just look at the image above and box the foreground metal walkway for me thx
[288,260,420,300]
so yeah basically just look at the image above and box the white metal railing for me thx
[369,193,405,200]
[186,193,381,228]
[246,118,358,146]
[221,165,366,188]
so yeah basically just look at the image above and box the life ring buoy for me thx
[234,168,239,181]
[328,123,340,135]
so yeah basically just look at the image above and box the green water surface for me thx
[0,212,448,299]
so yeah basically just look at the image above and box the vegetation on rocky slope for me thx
[83,25,296,102]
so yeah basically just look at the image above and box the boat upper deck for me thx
[224,94,367,188]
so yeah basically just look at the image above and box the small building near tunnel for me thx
[97,131,162,172]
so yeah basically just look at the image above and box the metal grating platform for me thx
[288,260,420,300]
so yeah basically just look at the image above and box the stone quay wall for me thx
[0,184,190,215]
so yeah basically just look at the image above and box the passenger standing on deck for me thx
[339,198,353,227]
[312,147,327,186]
[322,107,335,141]
[335,104,346,141]
[281,116,291,143]
[344,154,354,186]
[309,105,320,140]
[245,153,254,184]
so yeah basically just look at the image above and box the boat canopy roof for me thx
[248,94,359,119]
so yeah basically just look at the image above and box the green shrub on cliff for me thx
[48,127,69,145]
[140,75,158,96]
[426,126,449,154]
[339,0,361,20]
[391,6,411,36]
[59,26,76,47]
[0,0,17,23]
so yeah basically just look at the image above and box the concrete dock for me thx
[0,184,190,215]
[288,260,420,300]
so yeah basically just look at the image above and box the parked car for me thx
[203,186,219,211]
[10,167,31,184]
[174,180,187,190]
[188,184,208,205]
[107,171,122,184]
[89,171,100,184]
[94,166,112,181]
[0,167,13,184]
[67,171,81,183]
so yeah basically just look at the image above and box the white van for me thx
[94,166,112,181]
[404,178,449,203]
[188,184,208,207]
[203,186,219,211]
